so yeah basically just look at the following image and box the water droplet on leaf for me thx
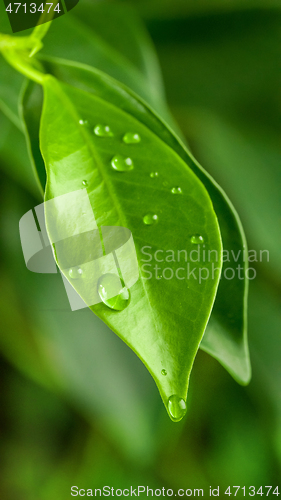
[161,369,167,376]
[98,273,130,311]
[171,186,182,194]
[150,172,159,178]
[111,155,134,172]
[82,180,88,186]
[191,234,204,244]
[168,395,187,422]
[123,132,141,144]
[79,119,88,126]
[94,124,113,137]
[143,213,158,225]
[68,267,83,280]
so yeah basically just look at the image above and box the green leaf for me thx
[23,58,250,384]
[21,59,250,384]
[39,75,222,419]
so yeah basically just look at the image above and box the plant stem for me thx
[0,20,53,84]
[2,48,45,85]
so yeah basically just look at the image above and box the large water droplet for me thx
[143,213,158,225]
[82,180,88,187]
[111,155,134,172]
[94,124,113,137]
[68,267,83,280]
[161,369,167,376]
[98,273,130,311]
[123,132,141,144]
[150,172,159,178]
[79,119,88,126]
[171,186,182,194]
[168,395,187,422]
[191,234,204,244]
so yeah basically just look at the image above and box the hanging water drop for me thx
[171,186,182,194]
[161,369,167,376]
[82,180,88,187]
[68,267,83,280]
[168,395,187,422]
[98,273,130,311]
[111,155,134,172]
[191,234,204,244]
[94,124,114,137]
[150,172,159,178]
[123,132,141,144]
[143,213,158,225]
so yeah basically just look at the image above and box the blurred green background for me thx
[0,0,280,498]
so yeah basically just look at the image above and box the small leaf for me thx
[39,75,222,418]
[20,80,46,194]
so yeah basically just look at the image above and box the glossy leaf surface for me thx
[22,59,250,383]
[39,75,222,417]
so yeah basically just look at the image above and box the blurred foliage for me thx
[0,0,280,498]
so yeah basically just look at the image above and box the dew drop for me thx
[143,213,158,225]
[123,132,141,144]
[82,180,88,187]
[150,172,159,178]
[168,395,187,422]
[68,267,83,280]
[161,369,167,376]
[98,273,130,311]
[94,124,114,137]
[79,119,88,126]
[190,234,204,244]
[111,155,134,172]
[171,186,182,194]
